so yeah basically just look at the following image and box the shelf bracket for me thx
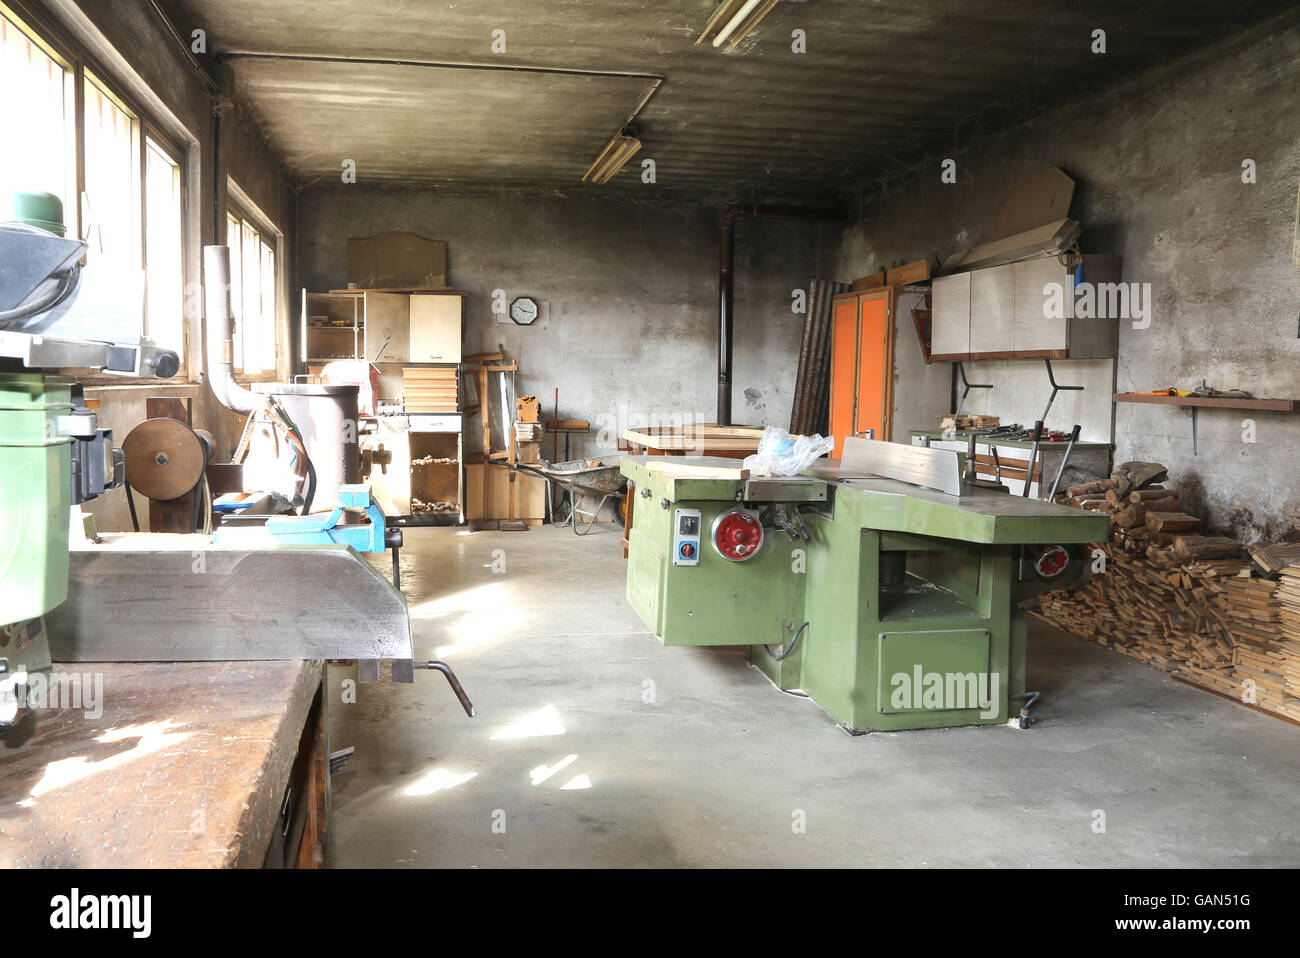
[954,362,993,417]
[1039,359,1083,427]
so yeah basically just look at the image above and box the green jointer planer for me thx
[622,437,1109,732]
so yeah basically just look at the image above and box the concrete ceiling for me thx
[169,0,1295,199]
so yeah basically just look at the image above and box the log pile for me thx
[1040,470,1300,721]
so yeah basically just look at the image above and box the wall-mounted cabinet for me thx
[409,294,464,363]
[301,290,465,364]
[931,254,1120,361]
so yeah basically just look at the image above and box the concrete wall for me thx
[833,10,1300,542]
[296,187,831,461]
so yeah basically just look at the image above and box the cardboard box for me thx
[347,231,447,289]
[515,396,540,423]
[516,440,541,464]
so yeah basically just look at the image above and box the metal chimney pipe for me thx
[203,245,259,414]
[715,204,844,426]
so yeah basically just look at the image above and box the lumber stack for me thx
[1037,542,1237,672]
[403,367,458,412]
[1037,538,1300,722]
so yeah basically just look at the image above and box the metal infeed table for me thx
[620,438,1108,732]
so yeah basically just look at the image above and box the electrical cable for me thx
[765,621,809,661]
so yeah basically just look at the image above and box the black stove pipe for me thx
[716,204,843,425]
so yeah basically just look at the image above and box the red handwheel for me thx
[712,508,764,562]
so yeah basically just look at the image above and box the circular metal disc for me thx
[123,418,205,501]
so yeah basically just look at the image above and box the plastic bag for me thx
[742,427,835,477]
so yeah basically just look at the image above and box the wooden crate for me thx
[403,367,458,412]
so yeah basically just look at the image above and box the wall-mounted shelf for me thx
[1115,393,1296,411]
[1115,392,1298,456]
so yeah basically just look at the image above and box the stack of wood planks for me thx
[1036,501,1300,720]
[937,414,999,432]
[403,367,458,412]
[1037,542,1238,673]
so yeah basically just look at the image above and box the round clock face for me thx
[510,296,539,325]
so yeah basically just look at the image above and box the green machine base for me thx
[622,452,1107,733]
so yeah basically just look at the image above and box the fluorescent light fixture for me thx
[582,130,642,184]
[696,0,782,48]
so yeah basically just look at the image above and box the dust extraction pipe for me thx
[203,244,259,414]
[716,204,843,425]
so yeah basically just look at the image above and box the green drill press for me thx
[622,437,1108,731]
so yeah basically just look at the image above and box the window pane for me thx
[260,241,276,373]
[83,75,139,270]
[241,220,261,372]
[227,213,243,370]
[144,138,183,362]
[0,13,75,228]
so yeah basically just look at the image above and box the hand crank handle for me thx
[415,660,476,717]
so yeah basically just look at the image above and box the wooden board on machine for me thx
[403,367,458,412]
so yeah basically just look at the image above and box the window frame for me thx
[225,188,284,384]
[2,0,193,382]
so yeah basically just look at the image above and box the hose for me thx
[765,621,809,661]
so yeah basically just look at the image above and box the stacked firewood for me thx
[1038,474,1300,721]
[1054,478,1241,562]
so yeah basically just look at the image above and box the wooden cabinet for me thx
[968,264,1015,357]
[930,254,1120,361]
[409,293,464,363]
[301,290,464,364]
[930,272,971,360]
[1012,256,1071,354]
[363,414,464,523]
[829,287,896,456]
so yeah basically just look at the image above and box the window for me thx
[227,206,277,376]
[0,9,75,225]
[0,5,190,374]
[144,138,184,358]
[82,71,140,271]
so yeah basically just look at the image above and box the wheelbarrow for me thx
[514,459,628,535]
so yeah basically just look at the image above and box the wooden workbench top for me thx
[0,660,323,868]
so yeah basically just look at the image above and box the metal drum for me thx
[254,382,360,512]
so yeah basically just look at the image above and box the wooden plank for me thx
[622,429,761,452]
[645,459,750,480]
[1114,393,1297,411]
[885,260,931,286]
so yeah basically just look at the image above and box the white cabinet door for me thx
[931,272,971,358]
[409,295,463,363]
[969,264,1015,356]
[363,292,411,362]
[1013,257,1071,353]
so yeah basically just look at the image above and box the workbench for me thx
[0,660,328,868]
[908,429,1111,497]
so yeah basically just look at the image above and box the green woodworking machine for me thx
[622,437,1108,731]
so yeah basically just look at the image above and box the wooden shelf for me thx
[1115,393,1296,412]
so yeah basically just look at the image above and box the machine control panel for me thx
[672,508,702,566]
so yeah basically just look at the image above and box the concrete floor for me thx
[328,524,1300,868]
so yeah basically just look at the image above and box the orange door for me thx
[854,293,891,441]
[828,295,859,457]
